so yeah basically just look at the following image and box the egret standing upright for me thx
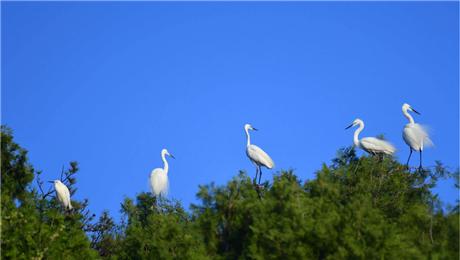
[345,119,397,159]
[245,124,275,186]
[48,180,73,211]
[149,149,175,198]
[401,103,433,170]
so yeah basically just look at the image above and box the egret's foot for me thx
[254,184,263,199]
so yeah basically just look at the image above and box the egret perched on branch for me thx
[149,149,175,197]
[401,103,433,170]
[245,124,275,186]
[345,119,397,159]
[48,180,73,211]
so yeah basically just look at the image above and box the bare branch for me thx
[42,187,55,199]
[407,166,438,170]
[36,173,45,196]
[430,201,434,244]
[60,165,64,182]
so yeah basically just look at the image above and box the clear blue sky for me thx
[3,2,458,221]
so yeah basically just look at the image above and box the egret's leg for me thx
[373,151,380,160]
[406,149,413,169]
[258,165,263,186]
[254,164,259,185]
[156,195,163,215]
[419,150,423,171]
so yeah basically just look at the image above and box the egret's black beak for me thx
[411,108,421,115]
[345,124,354,130]
[170,154,175,159]
[253,128,258,131]
[47,181,54,183]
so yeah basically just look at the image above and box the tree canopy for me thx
[1,126,99,259]
[2,125,458,259]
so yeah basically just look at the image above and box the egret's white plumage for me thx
[48,180,73,211]
[149,149,174,197]
[245,124,275,185]
[401,103,433,168]
[345,119,397,157]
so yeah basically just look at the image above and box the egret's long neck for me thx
[403,108,415,124]
[353,123,364,148]
[162,151,169,174]
[245,128,250,147]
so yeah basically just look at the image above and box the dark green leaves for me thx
[2,125,458,259]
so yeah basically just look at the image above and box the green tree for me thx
[115,192,206,260]
[191,145,458,259]
[1,126,100,259]
[3,124,457,260]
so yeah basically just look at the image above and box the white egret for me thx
[149,149,175,197]
[48,180,73,211]
[345,119,397,159]
[401,103,433,169]
[245,124,275,186]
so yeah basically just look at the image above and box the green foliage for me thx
[115,193,206,260]
[451,168,460,214]
[89,210,123,258]
[1,126,100,259]
[190,147,458,259]
[1,126,35,202]
[2,125,458,259]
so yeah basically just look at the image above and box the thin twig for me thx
[407,166,438,170]
[37,176,45,196]
[38,172,55,199]
[60,165,64,182]
[387,167,401,176]
[379,156,384,176]
[370,158,377,181]
[42,187,55,199]
[354,155,364,172]
[430,201,434,244]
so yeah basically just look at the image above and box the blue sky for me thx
[3,2,458,221]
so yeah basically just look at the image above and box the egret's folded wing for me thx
[361,137,396,155]
[247,145,275,169]
[403,125,420,151]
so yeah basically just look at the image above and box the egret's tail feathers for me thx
[150,172,169,197]
[162,178,170,197]
[422,137,434,150]
[418,124,435,149]
[266,157,275,169]
[383,149,396,155]
[380,140,398,155]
